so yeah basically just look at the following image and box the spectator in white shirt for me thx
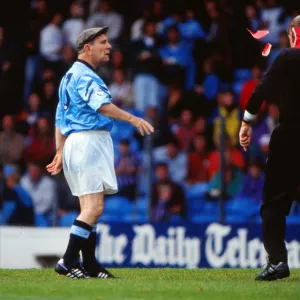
[260,0,285,45]
[40,12,63,63]
[109,68,133,108]
[131,7,151,41]
[153,136,187,184]
[20,162,57,225]
[62,1,85,49]
[87,0,123,43]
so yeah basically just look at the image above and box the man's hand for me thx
[239,121,253,152]
[46,151,63,175]
[129,116,154,136]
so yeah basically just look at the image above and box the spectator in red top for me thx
[240,64,267,113]
[193,116,214,150]
[186,135,209,185]
[17,93,44,135]
[24,115,55,165]
[173,109,195,151]
[208,138,245,179]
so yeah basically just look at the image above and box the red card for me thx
[262,43,272,56]
[247,29,269,39]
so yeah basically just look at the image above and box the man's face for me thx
[167,29,179,43]
[28,93,40,111]
[90,34,112,63]
[155,166,168,181]
[268,104,279,119]
[28,165,42,182]
[193,136,206,152]
[222,92,234,107]
[180,110,193,126]
[2,115,14,132]
[166,143,178,157]
[252,65,261,79]
[37,117,49,133]
[249,165,260,178]
[113,69,124,84]
[144,23,156,37]
[119,143,129,155]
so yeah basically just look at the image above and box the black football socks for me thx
[63,219,93,267]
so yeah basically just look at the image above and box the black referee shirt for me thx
[246,48,300,125]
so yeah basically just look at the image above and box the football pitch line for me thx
[0,268,300,300]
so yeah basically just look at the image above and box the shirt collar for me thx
[76,59,96,72]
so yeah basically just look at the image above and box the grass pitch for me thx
[0,268,300,300]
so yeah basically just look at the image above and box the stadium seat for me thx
[185,183,209,200]
[225,214,249,223]
[99,213,121,223]
[225,197,259,218]
[169,215,184,223]
[286,215,300,224]
[123,213,135,222]
[132,212,149,222]
[233,81,244,97]
[202,201,219,214]
[35,214,51,227]
[135,197,148,213]
[0,201,16,224]
[104,196,134,219]
[58,211,79,226]
[191,214,218,223]
[234,68,252,81]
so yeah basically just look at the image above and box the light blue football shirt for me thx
[55,59,113,136]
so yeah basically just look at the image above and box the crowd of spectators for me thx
[1,0,300,226]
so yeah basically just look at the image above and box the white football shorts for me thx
[63,130,118,197]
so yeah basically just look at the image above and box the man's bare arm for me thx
[55,126,67,152]
[98,103,154,135]
[46,127,66,175]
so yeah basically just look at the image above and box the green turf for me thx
[0,268,300,300]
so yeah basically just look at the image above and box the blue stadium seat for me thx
[254,215,262,224]
[189,198,202,212]
[169,215,184,223]
[0,201,16,224]
[111,120,134,141]
[99,213,121,222]
[191,214,218,223]
[233,81,245,97]
[58,211,79,226]
[185,183,209,200]
[225,197,259,218]
[135,197,148,213]
[286,215,300,224]
[234,68,252,81]
[35,214,51,227]
[219,82,232,91]
[132,212,149,222]
[202,201,219,214]
[225,214,249,223]
[104,196,134,218]
[130,138,140,152]
[123,213,135,222]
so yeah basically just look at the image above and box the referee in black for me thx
[240,16,300,281]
